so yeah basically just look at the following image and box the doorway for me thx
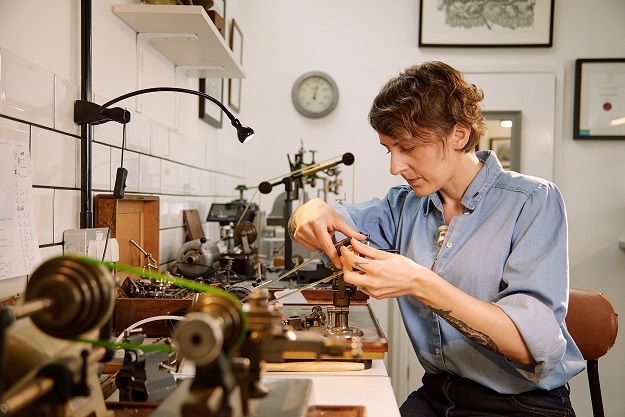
[481,111,522,172]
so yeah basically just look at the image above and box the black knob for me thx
[342,152,355,166]
[258,181,273,194]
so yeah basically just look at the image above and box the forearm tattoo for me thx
[287,216,297,240]
[430,307,500,354]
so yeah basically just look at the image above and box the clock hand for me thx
[312,79,320,100]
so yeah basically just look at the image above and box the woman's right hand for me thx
[288,198,366,268]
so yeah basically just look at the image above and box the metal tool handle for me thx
[240,237,351,302]
[268,271,344,304]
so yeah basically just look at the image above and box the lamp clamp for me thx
[74,100,131,125]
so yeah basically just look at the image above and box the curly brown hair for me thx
[368,61,486,152]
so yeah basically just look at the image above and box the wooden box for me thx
[114,298,192,337]
[94,194,159,270]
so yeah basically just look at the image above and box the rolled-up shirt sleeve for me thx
[494,182,569,382]
[331,186,412,250]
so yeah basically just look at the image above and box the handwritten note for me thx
[0,139,41,280]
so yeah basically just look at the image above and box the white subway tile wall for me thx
[53,189,80,243]
[150,120,170,159]
[54,76,80,136]
[0,49,54,128]
[31,126,78,188]
[139,154,162,193]
[0,117,29,145]
[32,188,54,245]
[125,110,151,154]
[92,142,112,190]
[0,50,243,299]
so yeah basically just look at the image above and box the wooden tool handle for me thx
[263,361,365,372]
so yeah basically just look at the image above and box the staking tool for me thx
[261,236,370,340]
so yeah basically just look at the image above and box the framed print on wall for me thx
[419,0,555,47]
[489,137,511,169]
[199,78,223,128]
[573,58,625,140]
[228,19,243,113]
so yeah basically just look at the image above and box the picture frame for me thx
[573,58,625,140]
[199,78,223,128]
[489,137,511,169]
[210,0,225,22]
[419,0,554,48]
[228,19,243,113]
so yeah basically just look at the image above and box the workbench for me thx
[263,360,401,417]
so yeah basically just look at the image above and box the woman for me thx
[288,61,584,416]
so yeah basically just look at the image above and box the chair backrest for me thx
[565,288,619,417]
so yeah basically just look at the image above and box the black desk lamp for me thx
[74,86,255,143]
[74,86,254,200]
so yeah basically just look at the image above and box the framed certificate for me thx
[573,58,625,140]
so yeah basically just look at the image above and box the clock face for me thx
[292,72,339,118]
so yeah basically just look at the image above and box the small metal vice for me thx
[115,334,177,402]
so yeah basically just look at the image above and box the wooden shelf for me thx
[113,3,245,79]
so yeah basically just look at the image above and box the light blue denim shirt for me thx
[331,151,585,394]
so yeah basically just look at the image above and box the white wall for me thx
[0,0,624,416]
[239,1,625,416]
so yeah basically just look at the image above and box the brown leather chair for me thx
[566,288,619,417]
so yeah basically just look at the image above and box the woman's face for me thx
[379,132,454,197]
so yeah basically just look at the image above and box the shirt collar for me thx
[424,150,503,216]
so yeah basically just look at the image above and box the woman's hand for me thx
[289,198,366,268]
[339,238,433,299]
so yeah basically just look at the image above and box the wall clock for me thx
[292,71,339,118]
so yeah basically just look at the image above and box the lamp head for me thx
[232,119,255,143]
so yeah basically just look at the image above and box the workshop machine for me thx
[0,254,372,417]
[0,256,117,417]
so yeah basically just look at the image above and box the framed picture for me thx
[228,19,243,113]
[419,0,554,47]
[210,0,225,21]
[199,78,223,128]
[490,137,511,169]
[573,58,625,140]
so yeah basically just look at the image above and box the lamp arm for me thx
[100,86,238,124]
[74,86,254,143]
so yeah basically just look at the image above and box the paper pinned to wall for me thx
[0,139,41,280]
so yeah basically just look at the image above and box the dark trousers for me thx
[400,373,576,417]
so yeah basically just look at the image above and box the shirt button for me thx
[434,348,440,354]
[446,242,452,248]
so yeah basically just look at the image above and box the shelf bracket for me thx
[173,65,225,130]
[135,32,198,112]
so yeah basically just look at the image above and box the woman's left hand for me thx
[339,238,433,299]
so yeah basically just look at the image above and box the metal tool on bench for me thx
[0,256,116,417]
[259,236,367,339]
[152,289,359,417]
